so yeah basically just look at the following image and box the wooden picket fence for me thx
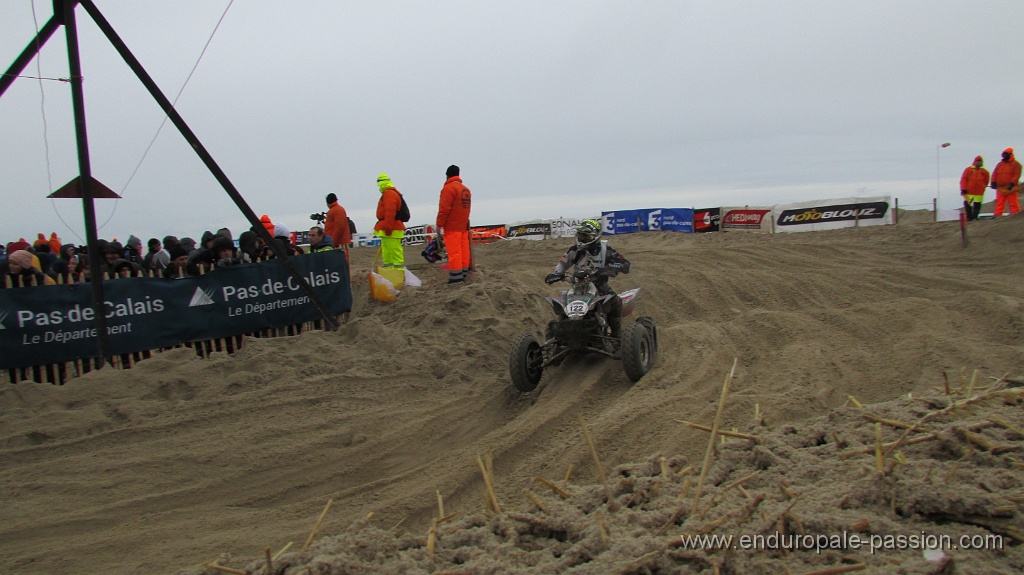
[2,258,333,385]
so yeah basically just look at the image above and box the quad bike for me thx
[509,265,657,392]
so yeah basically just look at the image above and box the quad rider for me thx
[544,219,631,338]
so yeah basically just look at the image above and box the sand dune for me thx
[1,213,1022,574]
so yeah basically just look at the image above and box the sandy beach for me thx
[1,211,1022,574]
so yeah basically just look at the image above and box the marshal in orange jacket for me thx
[960,164,990,196]
[992,151,1022,191]
[436,176,472,231]
[374,187,406,235]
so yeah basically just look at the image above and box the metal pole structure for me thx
[0,13,62,98]
[60,0,111,363]
[936,142,950,213]
[78,0,339,331]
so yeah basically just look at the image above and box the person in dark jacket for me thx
[211,236,243,268]
[163,245,192,279]
[48,243,79,282]
[123,235,145,268]
[142,238,169,272]
[308,226,334,253]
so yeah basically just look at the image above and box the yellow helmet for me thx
[576,219,601,247]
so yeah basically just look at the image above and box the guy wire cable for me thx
[96,0,235,232]
[29,0,86,243]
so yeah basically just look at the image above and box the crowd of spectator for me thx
[1,214,343,288]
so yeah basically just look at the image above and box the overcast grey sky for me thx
[2,0,1021,245]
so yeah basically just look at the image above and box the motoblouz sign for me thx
[773,196,893,233]
[0,250,352,370]
[505,222,551,240]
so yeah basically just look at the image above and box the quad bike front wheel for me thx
[509,334,544,392]
[621,320,655,382]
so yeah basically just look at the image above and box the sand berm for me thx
[1,211,1023,574]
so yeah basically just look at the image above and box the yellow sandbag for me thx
[374,264,405,290]
[372,246,405,290]
[369,270,398,302]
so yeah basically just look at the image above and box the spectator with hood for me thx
[991,147,1023,216]
[374,172,406,268]
[143,238,169,272]
[124,235,145,268]
[2,250,55,287]
[163,245,192,279]
[49,243,79,282]
[238,227,260,262]
[211,236,244,268]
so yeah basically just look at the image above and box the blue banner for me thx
[602,209,693,234]
[0,250,352,369]
[659,208,694,233]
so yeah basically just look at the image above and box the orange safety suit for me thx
[992,151,1022,216]
[260,214,274,238]
[374,187,405,235]
[960,165,989,197]
[324,201,351,248]
[436,176,472,282]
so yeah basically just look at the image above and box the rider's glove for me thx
[545,272,564,284]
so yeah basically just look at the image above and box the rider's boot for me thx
[607,295,623,340]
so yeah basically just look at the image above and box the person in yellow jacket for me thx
[374,173,406,268]
[991,148,1023,216]
[959,155,989,221]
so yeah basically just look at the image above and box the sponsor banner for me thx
[353,233,381,247]
[659,208,695,233]
[401,224,436,246]
[602,210,652,234]
[602,209,693,234]
[693,207,721,233]
[773,196,893,233]
[551,218,592,238]
[470,224,506,243]
[0,250,353,370]
[505,221,551,240]
[721,206,774,231]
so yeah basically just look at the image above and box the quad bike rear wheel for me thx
[509,334,544,392]
[621,321,655,382]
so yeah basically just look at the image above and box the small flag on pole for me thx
[941,142,951,148]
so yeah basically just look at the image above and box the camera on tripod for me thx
[310,212,326,224]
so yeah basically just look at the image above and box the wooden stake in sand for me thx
[476,452,502,513]
[691,358,738,516]
[272,542,293,562]
[426,519,438,557]
[677,420,763,444]
[523,488,549,513]
[884,373,1013,457]
[534,476,572,499]
[302,498,333,551]
[578,414,617,512]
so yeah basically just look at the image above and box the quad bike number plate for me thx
[566,301,588,317]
